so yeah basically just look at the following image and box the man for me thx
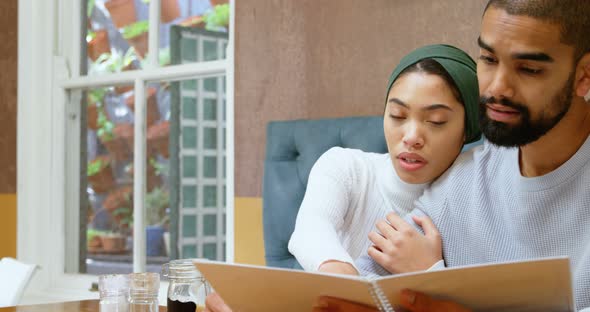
[207,0,590,310]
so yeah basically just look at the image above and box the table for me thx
[0,300,168,312]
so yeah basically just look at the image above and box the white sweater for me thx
[356,139,590,310]
[288,147,428,271]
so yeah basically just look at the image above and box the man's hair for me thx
[485,0,590,62]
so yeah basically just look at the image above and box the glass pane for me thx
[173,75,227,262]
[182,214,197,238]
[182,245,197,259]
[203,214,216,236]
[203,243,217,260]
[80,83,171,275]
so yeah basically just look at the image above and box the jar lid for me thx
[99,274,130,297]
[162,259,203,279]
[129,272,160,296]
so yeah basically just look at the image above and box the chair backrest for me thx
[262,116,387,269]
[0,257,37,307]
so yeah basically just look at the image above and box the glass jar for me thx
[129,272,160,312]
[162,259,211,312]
[99,274,130,312]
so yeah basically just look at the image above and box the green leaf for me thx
[122,20,149,39]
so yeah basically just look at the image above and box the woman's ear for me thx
[575,53,590,99]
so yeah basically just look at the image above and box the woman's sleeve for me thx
[288,148,358,271]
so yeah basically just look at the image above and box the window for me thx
[18,0,234,298]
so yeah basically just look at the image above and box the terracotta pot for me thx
[103,186,133,212]
[87,102,100,130]
[147,121,170,158]
[179,15,206,28]
[87,30,111,61]
[127,32,148,59]
[100,234,126,251]
[87,156,115,193]
[161,0,180,23]
[105,0,137,29]
[100,123,133,161]
[126,162,161,192]
[210,0,228,6]
[126,88,160,127]
[87,236,102,248]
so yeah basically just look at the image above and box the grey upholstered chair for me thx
[262,116,387,269]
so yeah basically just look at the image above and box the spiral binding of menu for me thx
[368,278,394,312]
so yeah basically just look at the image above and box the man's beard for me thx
[479,75,574,147]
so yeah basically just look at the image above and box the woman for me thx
[288,44,480,275]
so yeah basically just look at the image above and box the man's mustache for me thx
[480,96,527,114]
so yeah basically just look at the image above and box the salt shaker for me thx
[99,274,130,312]
[129,272,160,312]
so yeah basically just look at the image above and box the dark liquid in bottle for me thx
[167,299,197,312]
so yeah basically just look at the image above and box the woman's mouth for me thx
[397,153,428,171]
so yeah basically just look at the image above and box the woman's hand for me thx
[367,212,442,273]
[318,260,359,275]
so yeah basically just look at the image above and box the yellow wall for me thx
[234,197,265,265]
[0,194,17,258]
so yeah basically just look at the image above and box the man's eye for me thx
[479,55,497,64]
[520,67,543,75]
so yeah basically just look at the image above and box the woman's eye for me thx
[389,114,405,120]
[428,121,447,126]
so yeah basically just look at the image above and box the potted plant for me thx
[99,231,127,253]
[147,121,169,158]
[98,113,134,161]
[103,185,133,213]
[145,187,169,256]
[90,48,139,94]
[124,158,162,192]
[204,3,229,30]
[125,87,160,128]
[179,15,206,28]
[87,155,116,193]
[210,0,228,6]
[105,0,137,29]
[87,228,107,250]
[122,20,149,58]
[141,0,180,23]
[86,30,111,61]
[87,88,107,130]
[112,206,133,234]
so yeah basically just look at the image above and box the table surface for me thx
[0,300,169,312]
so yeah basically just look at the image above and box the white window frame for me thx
[17,0,235,301]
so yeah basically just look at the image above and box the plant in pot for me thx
[145,187,170,257]
[141,0,180,23]
[105,0,137,29]
[147,121,170,158]
[122,20,149,59]
[98,114,134,161]
[87,228,107,251]
[90,48,139,94]
[86,29,111,62]
[204,3,229,31]
[87,155,116,193]
[125,87,160,128]
[87,88,107,130]
[124,158,162,192]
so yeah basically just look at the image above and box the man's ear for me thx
[574,53,590,99]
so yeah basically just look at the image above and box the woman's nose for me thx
[402,125,424,149]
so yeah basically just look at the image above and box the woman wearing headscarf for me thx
[288,44,480,275]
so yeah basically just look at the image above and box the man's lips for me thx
[486,104,520,122]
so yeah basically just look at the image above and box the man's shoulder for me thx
[428,140,511,194]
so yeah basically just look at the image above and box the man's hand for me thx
[204,292,233,312]
[318,260,359,275]
[368,212,442,273]
[399,289,472,312]
[312,296,378,312]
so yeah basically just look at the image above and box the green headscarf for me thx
[385,44,481,144]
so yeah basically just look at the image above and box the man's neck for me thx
[519,101,590,177]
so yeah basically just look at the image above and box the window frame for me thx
[17,0,235,300]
